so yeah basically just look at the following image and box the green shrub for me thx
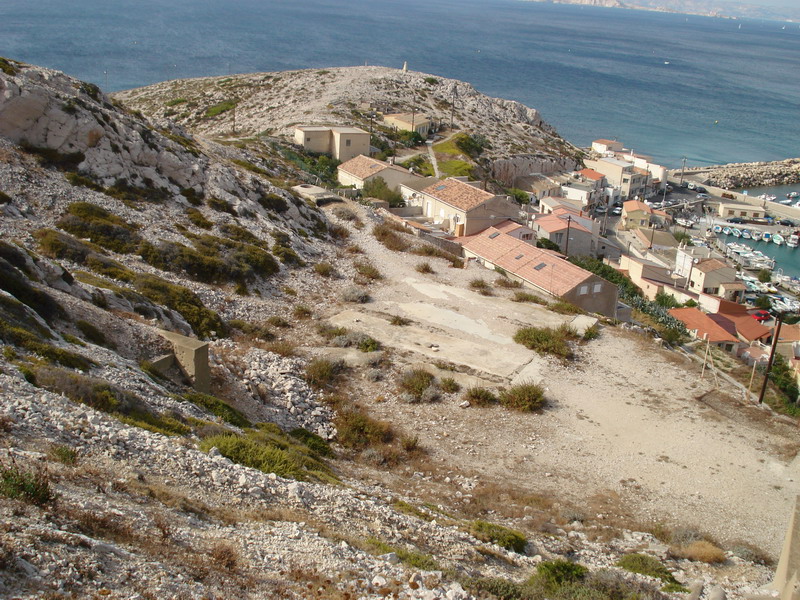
[267,315,290,328]
[390,315,411,326]
[288,428,334,458]
[304,358,345,390]
[469,520,527,553]
[354,260,383,280]
[0,462,56,506]
[0,257,65,323]
[75,319,109,347]
[0,57,20,76]
[410,244,463,268]
[499,382,546,412]
[357,336,381,353]
[335,408,393,450]
[65,171,104,192]
[416,262,434,274]
[56,202,141,254]
[293,305,312,320]
[22,144,84,170]
[133,274,224,338]
[257,193,289,213]
[200,428,335,483]
[342,286,370,303]
[186,207,213,229]
[583,324,601,340]
[265,341,296,357]
[512,291,548,304]
[530,560,588,591]
[549,300,584,315]
[362,176,404,207]
[495,277,522,289]
[463,386,498,406]
[616,553,678,584]
[207,197,237,215]
[205,100,237,118]
[183,392,251,428]
[165,97,187,107]
[272,243,305,267]
[314,262,335,277]
[0,320,92,370]
[439,377,461,394]
[48,444,78,466]
[513,324,578,359]
[464,577,526,600]
[399,369,435,400]
[317,323,348,340]
[373,222,410,251]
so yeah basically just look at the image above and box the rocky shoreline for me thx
[680,158,800,189]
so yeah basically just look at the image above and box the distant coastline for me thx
[521,0,798,23]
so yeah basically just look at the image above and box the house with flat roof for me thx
[382,113,431,137]
[337,155,421,191]
[717,202,766,220]
[414,177,519,236]
[462,227,619,317]
[591,139,624,154]
[514,174,562,202]
[585,157,647,200]
[687,258,742,301]
[294,125,370,163]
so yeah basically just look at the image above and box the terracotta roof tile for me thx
[420,178,496,212]
[534,214,591,234]
[338,155,409,180]
[623,200,651,213]
[694,259,730,274]
[578,168,604,181]
[668,308,739,343]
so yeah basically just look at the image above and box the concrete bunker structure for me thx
[151,330,210,394]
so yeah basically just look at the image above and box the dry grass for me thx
[672,540,726,563]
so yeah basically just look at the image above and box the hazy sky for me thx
[713,0,796,7]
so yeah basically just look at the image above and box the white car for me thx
[696,193,710,199]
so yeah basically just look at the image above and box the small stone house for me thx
[293,125,370,163]
[382,113,431,137]
[687,259,741,300]
[668,307,739,352]
[717,202,766,220]
[621,200,670,230]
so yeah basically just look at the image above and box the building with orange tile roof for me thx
[668,307,739,351]
[687,258,741,300]
[413,178,520,236]
[337,155,421,191]
[461,227,619,317]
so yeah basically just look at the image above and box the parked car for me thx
[695,186,707,193]
[594,205,607,214]
[686,182,696,190]
[696,193,710,199]
[611,206,622,215]
[779,219,795,226]
[726,217,746,224]
[751,310,771,322]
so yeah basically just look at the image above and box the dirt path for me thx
[324,202,800,557]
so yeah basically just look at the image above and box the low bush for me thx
[470,278,490,290]
[183,391,251,428]
[207,196,237,215]
[57,202,141,254]
[75,319,110,347]
[342,286,370,303]
[228,319,274,341]
[410,244,464,268]
[512,291,548,304]
[415,262,434,274]
[365,537,440,570]
[265,341,297,357]
[399,369,435,400]
[134,273,224,338]
[304,358,346,390]
[616,553,678,585]
[335,408,393,450]
[439,377,461,394]
[0,461,56,506]
[495,277,522,289]
[257,192,289,213]
[328,224,350,241]
[373,222,410,252]
[390,315,411,326]
[549,300,585,315]
[288,428,334,458]
[48,444,78,466]
[205,100,237,118]
[345,244,363,254]
[513,324,578,359]
[582,324,600,340]
[0,257,66,324]
[463,386,498,406]
[314,262,335,277]
[332,206,359,222]
[673,540,726,564]
[0,320,93,371]
[499,381,546,412]
[354,260,382,280]
[293,305,312,319]
[200,426,335,483]
[186,207,213,229]
[469,520,527,553]
[530,559,588,591]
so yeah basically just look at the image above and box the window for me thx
[579,285,589,295]
[533,262,547,271]
[623,177,630,183]
[488,232,500,239]
[306,137,311,142]
[345,139,351,147]
[593,283,602,293]
[522,233,532,240]
[740,211,746,217]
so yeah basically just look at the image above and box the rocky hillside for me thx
[113,65,581,171]
[0,57,789,599]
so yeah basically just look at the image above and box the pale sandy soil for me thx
[322,201,800,558]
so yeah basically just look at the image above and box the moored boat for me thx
[763,231,772,242]
[773,233,785,245]
[722,226,732,235]
[788,233,799,248]
[731,227,742,237]
[712,224,722,233]
[751,230,762,241]
[742,229,751,239]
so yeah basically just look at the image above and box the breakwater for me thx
[680,158,800,189]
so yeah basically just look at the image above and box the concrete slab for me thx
[328,310,535,379]
[302,346,382,368]
[569,315,599,336]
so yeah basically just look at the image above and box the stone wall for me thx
[491,155,577,187]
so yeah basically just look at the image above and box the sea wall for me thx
[682,158,800,189]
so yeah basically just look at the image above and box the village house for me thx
[513,174,562,203]
[337,155,420,191]
[462,227,619,317]
[686,258,743,301]
[668,307,739,352]
[717,202,766,221]
[632,228,679,252]
[293,125,370,163]
[411,177,520,236]
[382,112,432,137]
[616,255,682,301]
[621,200,671,230]
[584,157,647,200]
[618,151,668,191]
[491,220,536,242]
[591,139,624,154]
[530,205,620,259]
[539,196,584,215]
[713,300,772,346]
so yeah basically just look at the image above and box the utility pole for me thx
[564,215,572,256]
[449,86,457,130]
[679,156,687,186]
[758,311,785,404]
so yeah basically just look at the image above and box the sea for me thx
[2,0,800,266]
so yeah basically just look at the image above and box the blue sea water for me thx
[1,0,799,169]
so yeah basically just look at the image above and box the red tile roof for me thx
[420,178,495,212]
[593,139,618,145]
[623,200,651,214]
[668,308,739,343]
[777,323,800,343]
[462,228,594,296]
[534,214,591,234]
[492,220,525,234]
[338,155,409,180]
[694,258,730,274]
[578,168,604,181]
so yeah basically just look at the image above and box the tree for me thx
[536,238,560,252]
[655,290,681,308]
[757,269,772,284]
[755,295,772,310]
[362,176,404,207]
[506,188,531,205]
[455,133,490,158]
